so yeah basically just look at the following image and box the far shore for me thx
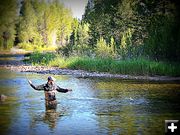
[1,65,180,82]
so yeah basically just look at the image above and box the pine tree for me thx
[18,0,38,45]
[0,0,17,50]
[18,0,73,49]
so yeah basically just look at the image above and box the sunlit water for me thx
[0,66,180,134]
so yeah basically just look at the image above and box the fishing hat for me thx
[48,76,56,81]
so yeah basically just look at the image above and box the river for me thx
[0,55,180,135]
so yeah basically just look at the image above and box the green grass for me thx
[66,57,180,76]
[27,52,180,76]
[27,51,56,66]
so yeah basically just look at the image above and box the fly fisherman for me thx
[28,76,72,109]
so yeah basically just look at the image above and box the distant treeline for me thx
[0,0,73,50]
[82,0,180,61]
[0,0,180,62]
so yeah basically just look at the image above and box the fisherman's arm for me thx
[28,80,44,91]
[56,86,72,93]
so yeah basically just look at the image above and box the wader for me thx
[30,82,68,109]
[45,90,57,109]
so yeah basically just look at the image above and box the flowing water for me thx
[0,56,180,135]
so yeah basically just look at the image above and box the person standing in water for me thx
[28,76,72,109]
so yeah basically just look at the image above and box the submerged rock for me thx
[0,94,7,102]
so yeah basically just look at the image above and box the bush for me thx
[29,52,56,65]
[95,37,115,58]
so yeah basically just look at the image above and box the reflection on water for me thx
[0,68,180,135]
[31,107,66,130]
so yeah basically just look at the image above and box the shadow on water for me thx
[0,63,180,134]
[30,105,68,131]
[0,69,20,134]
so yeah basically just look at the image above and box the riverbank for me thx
[27,52,180,76]
[1,65,180,81]
[1,52,180,81]
[0,47,32,55]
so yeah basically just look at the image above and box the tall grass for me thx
[28,52,180,76]
[28,52,56,66]
[66,57,180,76]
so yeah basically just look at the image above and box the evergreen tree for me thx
[83,0,180,61]
[70,18,79,47]
[18,0,38,44]
[17,0,73,50]
[68,22,90,56]
[143,0,180,61]
[0,0,17,50]
[96,37,114,58]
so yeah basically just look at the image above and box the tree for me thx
[74,22,91,55]
[70,18,79,47]
[0,0,17,50]
[56,6,73,46]
[18,0,38,44]
[17,0,73,50]
[83,0,180,61]
[144,0,180,61]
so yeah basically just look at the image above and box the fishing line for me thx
[25,72,30,84]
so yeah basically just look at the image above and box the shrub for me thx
[95,37,115,58]
[29,52,56,65]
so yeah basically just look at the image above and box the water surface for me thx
[0,68,180,135]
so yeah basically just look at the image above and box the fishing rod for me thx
[25,72,32,85]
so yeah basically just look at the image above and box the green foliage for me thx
[72,44,93,57]
[1,0,180,79]
[83,0,180,61]
[67,57,180,76]
[120,28,133,59]
[0,0,17,50]
[144,15,180,61]
[77,23,89,46]
[67,22,92,56]
[48,56,66,68]
[70,19,79,46]
[49,0,73,46]
[57,45,71,57]
[18,42,49,51]
[28,52,180,76]
[73,23,92,56]
[18,42,34,51]
[84,0,146,51]
[18,0,38,43]
[29,52,56,65]
[17,0,73,50]
[95,37,115,58]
